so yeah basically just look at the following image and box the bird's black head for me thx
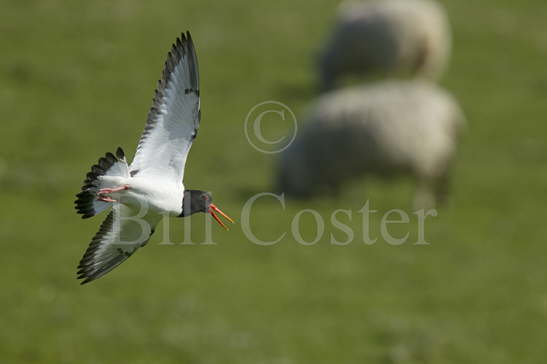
[180,190,211,216]
[179,189,235,229]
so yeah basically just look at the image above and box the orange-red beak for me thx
[208,203,235,230]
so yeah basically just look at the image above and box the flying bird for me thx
[74,32,234,284]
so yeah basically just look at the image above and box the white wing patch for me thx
[129,32,200,184]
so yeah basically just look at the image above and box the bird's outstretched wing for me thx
[77,203,162,284]
[129,31,200,183]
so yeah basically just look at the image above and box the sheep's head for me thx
[275,149,315,199]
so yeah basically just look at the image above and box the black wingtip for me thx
[116,147,125,159]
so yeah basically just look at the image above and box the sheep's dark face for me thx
[275,157,314,198]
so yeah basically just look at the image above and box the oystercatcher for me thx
[74,32,234,284]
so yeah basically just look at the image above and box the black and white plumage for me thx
[74,32,233,285]
[130,32,200,183]
[75,147,128,218]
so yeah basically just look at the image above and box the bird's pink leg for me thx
[97,184,130,202]
[98,185,130,195]
[97,195,117,203]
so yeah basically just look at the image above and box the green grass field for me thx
[2,0,547,362]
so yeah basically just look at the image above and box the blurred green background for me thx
[1,0,547,363]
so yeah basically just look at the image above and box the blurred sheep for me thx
[318,0,451,92]
[276,81,465,208]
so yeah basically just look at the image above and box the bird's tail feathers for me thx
[74,147,129,218]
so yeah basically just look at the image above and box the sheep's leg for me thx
[413,178,436,210]
[433,171,451,206]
